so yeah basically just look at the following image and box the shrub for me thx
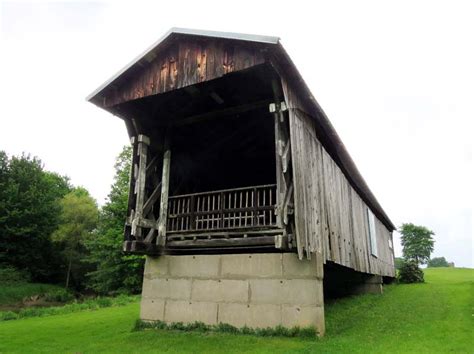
[0,311,18,321]
[96,297,113,308]
[398,260,424,283]
[216,322,239,334]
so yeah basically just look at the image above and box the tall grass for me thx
[0,294,139,321]
[0,283,64,306]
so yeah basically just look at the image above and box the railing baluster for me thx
[220,192,224,229]
[166,184,277,233]
[186,197,190,230]
[196,196,201,230]
[213,195,216,229]
[190,195,195,231]
[253,187,258,227]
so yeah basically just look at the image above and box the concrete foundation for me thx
[141,252,325,335]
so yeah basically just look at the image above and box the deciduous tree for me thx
[400,223,435,265]
[52,187,98,289]
[428,257,449,268]
[0,151,70,281]
[85,146,144,294]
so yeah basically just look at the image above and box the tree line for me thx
[0,147,144,294]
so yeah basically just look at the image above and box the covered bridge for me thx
[88,28,396,335]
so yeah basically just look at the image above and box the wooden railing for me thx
[167,184,277,233]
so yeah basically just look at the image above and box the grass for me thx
[0,267,472,353]
[0,294,138,321]
[0,282,64,306]
[134,319,317,338]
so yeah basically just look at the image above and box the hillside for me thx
[0,268,472,353]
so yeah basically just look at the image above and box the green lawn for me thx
[0,268,472,353]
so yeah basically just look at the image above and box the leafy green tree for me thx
[400,223,435,265]
[85,146,144,294]
[428,257,449,268]
[52,187,98,289]
[0,151,70,281]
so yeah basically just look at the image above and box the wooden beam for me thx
[272,79,285,229]
[145,154,160,177]
[281,141,291,173]
[282,184,294,226]
[143,181,162,217]
[171,99,271,127]
[131,134,150,240]
[166,235,280,248]
[167,228,284,239]
[156,133,171,246]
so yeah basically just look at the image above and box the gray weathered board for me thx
[282,78,395,277]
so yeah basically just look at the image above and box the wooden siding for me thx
[282,81,395,277]
[102,39,266,107]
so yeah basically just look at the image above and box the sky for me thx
[0,0,472,267]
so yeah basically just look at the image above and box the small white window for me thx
[388,238,393,249]
[367,208,378,257]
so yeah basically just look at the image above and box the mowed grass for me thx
[0,268,472,353]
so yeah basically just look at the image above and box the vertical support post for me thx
[271,79,287,229]
[131,134,150,240]
[125,137,138,242]
[157,134,171,246]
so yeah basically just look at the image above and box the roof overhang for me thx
[86,27,279,103]
[86,27,395,231]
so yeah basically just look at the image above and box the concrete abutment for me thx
[140,253,325,336]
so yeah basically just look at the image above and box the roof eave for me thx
[86,27,280,103]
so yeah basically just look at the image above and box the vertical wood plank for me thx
[156,135,171,246]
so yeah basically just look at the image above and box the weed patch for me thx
[133,319,319,338]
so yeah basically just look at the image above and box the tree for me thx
[52,187,98,289]
[85,146,144,294]
[399,223,435,265]
[428,257,449,268]
[0,151,70,281]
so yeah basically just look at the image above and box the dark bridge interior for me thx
[169,107,276,195]
[114,63,279,197]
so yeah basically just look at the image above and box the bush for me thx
[0,311,18,321]
[398,260,424,283]
[96,297,113,308]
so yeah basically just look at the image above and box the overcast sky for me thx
[0,0,472,267]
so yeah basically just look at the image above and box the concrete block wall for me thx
[140,252,325,335]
